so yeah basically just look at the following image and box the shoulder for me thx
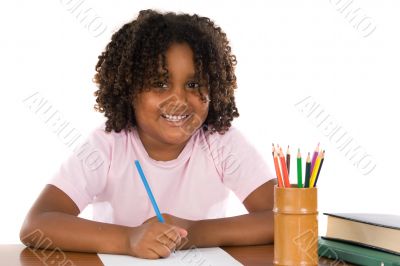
[200,126,250,150]
[87,123,129,146]
[80,123,132,159]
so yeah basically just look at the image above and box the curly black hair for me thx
[93,9,239,134]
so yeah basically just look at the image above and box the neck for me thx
[137,129,189,161]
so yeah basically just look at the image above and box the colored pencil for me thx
[304,153,311,188]
[273,150,284,188]
[279,147,291,187]
[297,149,303,188]
[309,151,322,188]
[310,143,320,174]
[134,160,165,223]
[313,150,325,187]
[286,146,290,177]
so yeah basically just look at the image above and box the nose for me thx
[160,85,189,115]
[171,85,188,103]
[172,85,187,102]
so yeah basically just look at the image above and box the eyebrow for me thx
[186,74,197,79]
[155,73,199,79]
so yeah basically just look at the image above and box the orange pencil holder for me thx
[273,185,318,265]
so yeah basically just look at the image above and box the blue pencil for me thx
[134,160,165,223]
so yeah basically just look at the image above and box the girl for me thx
[20,9,276,259]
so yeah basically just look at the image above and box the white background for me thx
[1,0,399,244]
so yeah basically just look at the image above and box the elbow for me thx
[19,214,41,248]
[19,219,32,247]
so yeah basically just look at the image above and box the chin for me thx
[162,129,192,143]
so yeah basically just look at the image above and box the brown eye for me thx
[152,81,168,89]
[186,81,200,89]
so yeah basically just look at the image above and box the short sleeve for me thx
[48,127,112,212]
[216,127,275,201]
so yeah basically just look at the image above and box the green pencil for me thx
[297,149,303,188]
[304,152,311,188]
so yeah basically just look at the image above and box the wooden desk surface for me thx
[0,244,348,266]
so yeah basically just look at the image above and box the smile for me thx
[160,113,193,126]
[161,113,191,122]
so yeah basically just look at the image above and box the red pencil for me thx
[286,145,290,176]
[279,147,291,187]
[273,150,284,187]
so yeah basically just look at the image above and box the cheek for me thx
[201,102,209,116]
[134,95,163,118]
[192,98,209,119]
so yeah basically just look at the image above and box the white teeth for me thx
[163,114,189,121]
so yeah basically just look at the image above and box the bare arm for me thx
[187,178,276,247]
[154,178,276,248]
[20,185,130,254]
[20,185,186,258]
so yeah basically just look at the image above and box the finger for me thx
[151,243,172,258]
[153,224,182,252]
[166,225,188,237]
[157,235,177,252]
[176,235,189,250]
[140,248,161,259]
[171,232,181,245]
[163,227,182,245]
[177,227,188,237]
[155,225,181,245]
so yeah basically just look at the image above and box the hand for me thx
[126,222,187,259]
[143,213,196,250]
[143,213,195,232]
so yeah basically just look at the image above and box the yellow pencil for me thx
[309,151,322,187]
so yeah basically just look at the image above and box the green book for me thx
[319,237,400,266]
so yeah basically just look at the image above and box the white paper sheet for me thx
[98,247,243,266]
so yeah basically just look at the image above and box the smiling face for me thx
[133,42,210,159]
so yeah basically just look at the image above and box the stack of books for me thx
[319,213,400,265]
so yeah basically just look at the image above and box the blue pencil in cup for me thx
[134,160,165,223]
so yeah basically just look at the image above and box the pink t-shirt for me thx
[49,124,274,227]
